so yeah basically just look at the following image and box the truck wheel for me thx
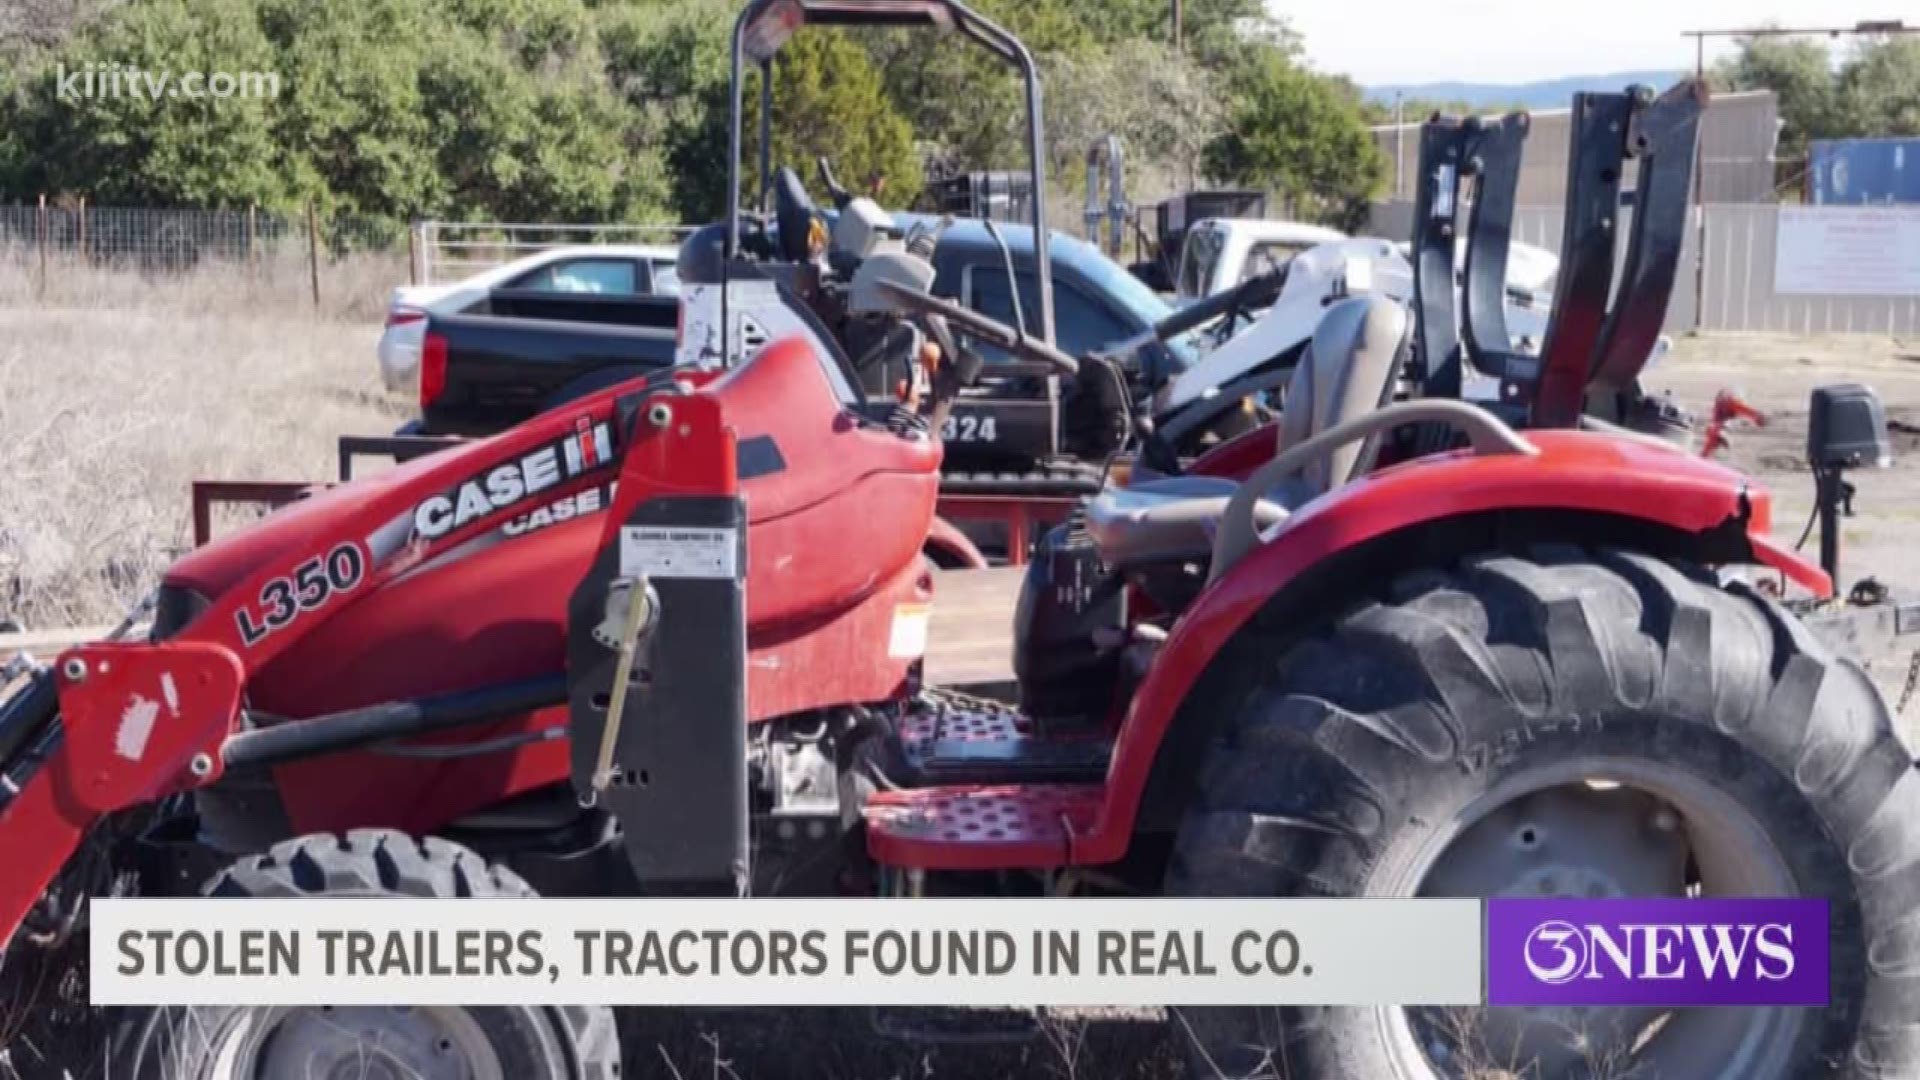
[1168,546,1920,1080]
[123,829,619,1080]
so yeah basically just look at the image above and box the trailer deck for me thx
[926,567,1023,689]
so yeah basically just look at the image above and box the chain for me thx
[924,685,1018,716]
[1897,648,1920,719]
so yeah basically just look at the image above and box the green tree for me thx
[4,0,671,223]
[1202,52,1386,230]
[1044,40,1224,196]
[1712,35,1836,161]
[867,0,1278,183]
[867,31,1023,176]
[253,0,444,216]
[418,28,662,222]
[9,0,289,206]
[599,0,734,222]
[1834,36,1920,137]
[754,32,922,207]
[672,28,922,222]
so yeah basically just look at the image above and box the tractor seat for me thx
[1085,296,1410,568]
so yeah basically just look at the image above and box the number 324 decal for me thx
[233,542,367,647]
[940,415,998,443]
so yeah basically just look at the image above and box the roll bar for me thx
[726,0,1055,344]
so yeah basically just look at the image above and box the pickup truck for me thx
[408,218,1196,440]
[416,294,677,436]
[383,243,681,393]
[1173,217,1348,303]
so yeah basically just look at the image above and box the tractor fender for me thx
[1073,428,1829,864]
[923,515,989,570]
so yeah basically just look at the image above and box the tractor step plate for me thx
[864,783,1104,870]
[898,701,1110,785]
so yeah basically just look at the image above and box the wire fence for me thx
[0,201,409,318]
[0,202,398,270]
[416,220,691,284]
[0,205,711,316]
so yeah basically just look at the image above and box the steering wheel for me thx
[773,167,817,263]
[872,279,1078,376]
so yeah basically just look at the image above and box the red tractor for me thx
[4,4,1918,1078]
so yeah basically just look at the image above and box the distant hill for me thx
[1364,70,1688,112]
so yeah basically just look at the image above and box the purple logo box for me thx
[1487,898,1828,1007]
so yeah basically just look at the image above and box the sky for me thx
[1268,0,1900,86]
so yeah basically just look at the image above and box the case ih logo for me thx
[1488,899,1828,1007]
[414,418,615,541]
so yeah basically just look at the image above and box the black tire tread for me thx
[166,829,620,1080]
[1169,545,1920,1079]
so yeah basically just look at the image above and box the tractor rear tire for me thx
[1167,545,1920,1080]
[121,828,620,1080]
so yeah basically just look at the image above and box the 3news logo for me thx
[1487,899,1829,1007]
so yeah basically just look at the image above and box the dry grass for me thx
[0,243,406,323]
[0,254,408,630]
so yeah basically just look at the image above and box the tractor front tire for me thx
[1168,546,1920,1080]
[121,829,620,1080]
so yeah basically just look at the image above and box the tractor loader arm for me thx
[0,381,651,948]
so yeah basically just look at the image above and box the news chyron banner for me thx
[93,899,1477,1006]
[89,897,1829,1008]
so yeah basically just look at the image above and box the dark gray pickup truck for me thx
[418,294,677,436]
[411,221,1194,440]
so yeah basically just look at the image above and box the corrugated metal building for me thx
[1370,89,1780,206]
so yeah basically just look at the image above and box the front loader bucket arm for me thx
[1458,113,1530,393]
[1411,117,1467,399]
[1412,111,1530,415]
[1,382,641,948]
[1587,81,1707,393]
[1530,91,1635,428]
[1,641,245,945]
[1529,81,1705,427]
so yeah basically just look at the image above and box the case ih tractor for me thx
[4,3,1919,1078]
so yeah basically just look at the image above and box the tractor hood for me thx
[160,434,543,616]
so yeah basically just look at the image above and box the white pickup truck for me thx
[1173,217,1349,304]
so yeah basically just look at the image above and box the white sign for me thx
[91,898,1482,1008]
[1774,207,1920,296]
[620,526,738,579]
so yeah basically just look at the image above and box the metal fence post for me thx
[77,196,86,256]
[36,193,47,296]
[407,219,420,285]
[305,201,321,309]
[246,202,257,274]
